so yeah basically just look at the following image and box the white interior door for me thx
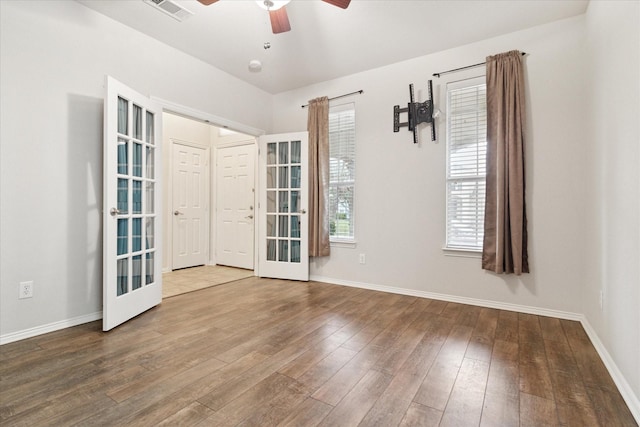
[216,143,256,269]
[172,143,208,270]
[258,132,309,281]
[103,76,162,331]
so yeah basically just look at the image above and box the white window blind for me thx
[446,77,486,251]
[329,103,356,241]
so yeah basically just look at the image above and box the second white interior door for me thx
[172,143,208,269]
[216,143,256,270]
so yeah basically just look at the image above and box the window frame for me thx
[328,102,356,245]
[444,76,487,254]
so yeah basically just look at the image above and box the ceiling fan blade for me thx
[322,0,351,9]
[196,0,219,5]
[269,7,291,34]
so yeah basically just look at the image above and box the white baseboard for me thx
[580,317,640,423]
[310,274,639,424]
[310,275,582,320]
[0,311,102,345]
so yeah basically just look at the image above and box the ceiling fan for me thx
[196,0,351,34]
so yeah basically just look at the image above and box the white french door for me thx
[216,143,256,270]
[172,143,208,270]
[258,132,309,281]
[103,76,162,331]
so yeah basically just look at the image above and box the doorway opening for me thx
[161,111,258,298]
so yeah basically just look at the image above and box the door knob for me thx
[110,207,122,216]
[299,209,307,214]
[174,210,184,216]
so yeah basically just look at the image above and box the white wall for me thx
[273,15,590,315]
[583,0,640,406]
[0,0,271,338]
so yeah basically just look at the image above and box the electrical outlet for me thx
[359,253,366,264]
[19,281,33,299]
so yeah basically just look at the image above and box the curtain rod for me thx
[433,52,527,78]
[301,90,364,108]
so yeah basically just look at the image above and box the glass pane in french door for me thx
[145,253,154,284]
[115,97,157,297]
[289,140,302,263]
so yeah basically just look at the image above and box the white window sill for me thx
[330,239,357,249]
[443,246,482,258]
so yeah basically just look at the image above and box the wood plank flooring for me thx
[0,277,636,426]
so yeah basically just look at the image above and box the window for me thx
[328,103,356,242]
[446,77,486,251]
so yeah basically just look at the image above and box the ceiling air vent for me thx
[143,0,194,22]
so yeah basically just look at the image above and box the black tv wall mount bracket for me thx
[393,80,436,144]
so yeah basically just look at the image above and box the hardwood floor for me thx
[0,277,636,426]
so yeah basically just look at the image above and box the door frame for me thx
[152,97,264,277]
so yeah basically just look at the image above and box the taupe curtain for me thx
[482,50,529,274]
[307,97,331,257]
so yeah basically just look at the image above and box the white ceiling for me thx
[77,0,589,94]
